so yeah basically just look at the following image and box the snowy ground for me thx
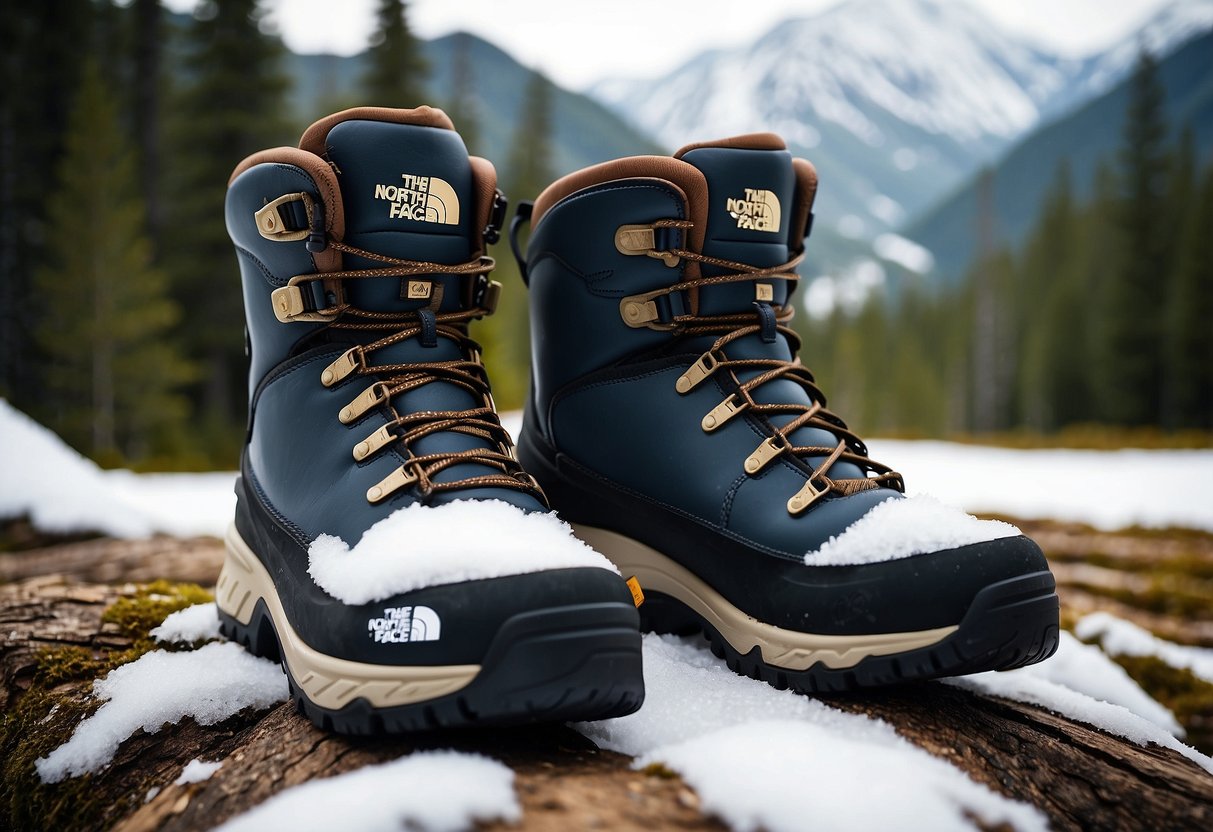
[499,412,1213,532]
[866,439,1213,532]
[2,401,1208,540]
[0,399,234,539]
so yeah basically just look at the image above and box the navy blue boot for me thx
[217,107,644,733]
[514,134,1059,693]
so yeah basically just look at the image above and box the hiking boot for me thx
[217,107,644,733]
[512,133,1059,692]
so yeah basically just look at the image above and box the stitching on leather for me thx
[251,348,344,413]
[246,465,309,543]
[527,249,618,295]
[721,471,750,526]
[561,364,680,398]
[234,246,282,287]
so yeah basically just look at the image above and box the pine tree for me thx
[472,69,558,409]
[131,0,165,250]
[1165,161,1213,428]
[445,32,481,154]
[1105,48,1169,426]
[0,0,93,403]
[163,0,291,459]
[506,70,557,204]
[1084,161,1124,427]
[34,60,191,463]
[363,0,429,107]
[1160,129,1196,428]
[1017,162,1078,431]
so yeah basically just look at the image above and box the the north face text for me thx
[373,174,460,225]
[367,605,442,643]
[726,188,781,233]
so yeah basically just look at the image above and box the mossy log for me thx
[1,533,1211,832]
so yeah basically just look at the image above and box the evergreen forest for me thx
[1,0,1209,470]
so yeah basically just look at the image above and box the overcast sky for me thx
[163,0,1172,89]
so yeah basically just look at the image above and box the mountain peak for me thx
[589,0,1213,241]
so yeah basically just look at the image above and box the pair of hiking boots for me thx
[217,107,1059,733]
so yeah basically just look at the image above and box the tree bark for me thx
[1,537,1210,832]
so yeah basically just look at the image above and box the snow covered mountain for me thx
[590,0,1213,238]
[1068,0,1213,107]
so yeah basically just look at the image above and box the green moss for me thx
[33,646,108,687]
[101,580,213,641]
[1074,552,1213,582]
[1,651,111,830]
[0,581,215,830]
[1079,581,1213,619]
[641,762,679,779]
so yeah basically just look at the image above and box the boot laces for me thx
[630,219,903,515]
[289,240,544,505]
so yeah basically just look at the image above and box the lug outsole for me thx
[218,597,645,734]
[638,571,1060,693]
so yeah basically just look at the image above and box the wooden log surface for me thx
[1,531,1211,832]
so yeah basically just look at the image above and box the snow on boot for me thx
[512,133,1059,692]
[218,107,643,733]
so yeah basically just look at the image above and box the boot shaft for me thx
[522,135,818,429]
[226,106,504,401]
[225,108,540,548]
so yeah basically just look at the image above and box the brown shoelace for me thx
[628,220,903,515]
[286,240,543,504]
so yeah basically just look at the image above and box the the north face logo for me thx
[726,188,781,233]
[367,605,441,643]
[373,174,460,224]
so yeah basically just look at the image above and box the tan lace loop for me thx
[288,242,542,504]
[644,221,903,510]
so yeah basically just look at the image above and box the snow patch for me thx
[36,642,287,783]
[213,751,520,832]
[954,637,1213,774]
[151,603,221,644]
[1009,631,1182,735]
[0,398,154,538]
[101,468,236,539]
[867,441,1213,532]
[640,720,1047,832]
[175,758,222,785]
[578,635,1045,832]
[805,495,1019,565]
[893,147,919,171]
[1077,612,1213,685]
[307,499,617,605]
[873,232,936,273]
[801,259,886,319]
[0,398,234,539]
[835,213,866,239]
[866,193,905,225]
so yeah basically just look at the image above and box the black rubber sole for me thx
[639,571,1061,693]
[218,598,645,734]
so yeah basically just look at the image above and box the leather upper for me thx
[227,111,543,550]
[524,139,895,552]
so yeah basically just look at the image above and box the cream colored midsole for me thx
[217,524,479,711]
[572,525,957,671]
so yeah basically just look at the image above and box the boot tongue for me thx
[675,141,797,317]
[318,116,476,314]
[678,140,863,481]
[303,112,532,503]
